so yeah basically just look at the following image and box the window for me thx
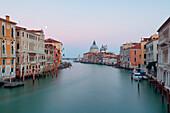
[134,58,136,62]
[27,34,28,38]
[144,61,146,65]
[2,25,5,36]
[157,54,158,61]
[144,54,146,59]
[2,68,5,73]
[2,45,5,54]
[11,46,14,54]
[11,59,14,65]
[134,50,136,55]
[22,32,24,37]
[17,57,20,63]
[157,44,158,49]
[3,59,5,65]
[11,27,14,38]
[17,43,19,49]
[17,32,19,36]
[144,45,146,49]
[11,68,13,72]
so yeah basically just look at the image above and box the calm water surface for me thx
[0,61,167,113]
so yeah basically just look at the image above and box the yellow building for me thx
[0,16,17,80]
[140,34,158,71]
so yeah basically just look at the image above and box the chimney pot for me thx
[6,15,10,21]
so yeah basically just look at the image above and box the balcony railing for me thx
[159,37,168,46]
[2,54,7,58]
[11,54,16,58]
[16,49,20,52]
[30,61,37,64]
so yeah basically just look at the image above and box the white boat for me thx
[132,73,142,81]
[142,76,148,80]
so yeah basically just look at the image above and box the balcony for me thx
[30,61,37,64]
[159,37,168,46]
[27,50,38,53]
[2,54,7,58]
[11,54,16,58]
[16,49,20,52]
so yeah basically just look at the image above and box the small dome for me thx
[100,45,104,51]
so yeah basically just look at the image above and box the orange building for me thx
[0,16,17,80]
[125,44,141,69]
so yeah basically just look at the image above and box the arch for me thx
[22,67,25,75]
[2,45,5,54]
[11,46,14,54]
[11,27,14,38]
[2,25,5,36]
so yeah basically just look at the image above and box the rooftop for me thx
[157,17,170,32]
[45,38,62,44]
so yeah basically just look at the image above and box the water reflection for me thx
[0,62,168,113]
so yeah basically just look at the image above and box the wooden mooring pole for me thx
[33,71,35,85]
[162,82,164,102]
[167,89,169,112]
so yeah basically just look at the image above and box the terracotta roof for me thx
[126,43,141,49]
[15,26,27,30]
[0,17,16,24]
[141,38,150,42]
[45,38,62,44]
[27,30,43,33]
[157,17,170,32]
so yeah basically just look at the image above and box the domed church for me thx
[89,40,99,53]
[100,45,107,52]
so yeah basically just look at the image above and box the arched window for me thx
[11,27,14,38]
[2,25,5,36]
[11,46,14,54]
[2,45,5,54]
[17,43,19,49]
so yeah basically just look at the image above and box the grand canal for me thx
[0,61,167,113]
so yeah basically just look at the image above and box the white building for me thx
[157,17,170,87]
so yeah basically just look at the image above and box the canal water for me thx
[0,61,167,113]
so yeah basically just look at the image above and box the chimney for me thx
[6,15,10,21]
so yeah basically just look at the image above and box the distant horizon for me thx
[1,0,169,57]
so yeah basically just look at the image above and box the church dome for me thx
[90,45,98,49]
[100,45,105,51]
[89,41,99,53]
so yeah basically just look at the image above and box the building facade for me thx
[157,17,170,87]
[45,38,62,63]
[124,43,141,69]
[0,16,16,80]
[140,38,150,71]
[120,43,138,68]
[15,26,46,77]
[146,35,159,64]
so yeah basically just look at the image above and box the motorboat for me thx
[132,73,142,81]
